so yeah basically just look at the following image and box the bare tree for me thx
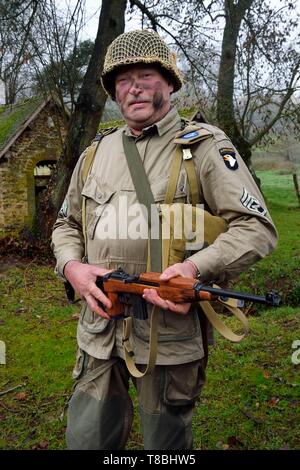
[217,0,300,165]
[129,0,300,168]
[0,0,88,112]
[37,0,127,238]
[1,0,128,239]
[28,0,86,116]
[0,0,40,103]
[3,0,299,239]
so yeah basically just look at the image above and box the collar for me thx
[124,106,181,139]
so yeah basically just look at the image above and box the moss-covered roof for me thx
[0,96,47,158]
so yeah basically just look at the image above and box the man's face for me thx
[115,65,174,133]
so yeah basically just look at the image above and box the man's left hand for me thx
[142,261,198,315]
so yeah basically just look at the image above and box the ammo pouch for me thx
[160,202,228,270]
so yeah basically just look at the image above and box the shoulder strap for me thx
[82,128,117,256]
[81,141,99,183]
[121,133,164,379]
[164,145,200,206]
[168,121,214,206]
[122,133,162,273]
[82,140,102,255]
[82,128,118,184]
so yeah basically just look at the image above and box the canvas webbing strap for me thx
[183,158,200,206]
[164,145,183,204]
[81,140,102,257]
[122,133,163,378]
[200,298,249,342]
[162,145,183,270]
[122,305,159,378]
[164,145,199,206]
[162,144,200,270]
[122,133,162,272]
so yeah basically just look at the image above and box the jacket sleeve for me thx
[187,136,278,283]
[51,151,87,277]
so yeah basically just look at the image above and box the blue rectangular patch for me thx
[182,131,200,139]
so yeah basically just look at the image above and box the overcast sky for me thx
[79,0,300,41]
[78,0,141,41]
[1,0,298,104]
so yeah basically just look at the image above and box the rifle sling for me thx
[122,305,159,378]
[200,299,249,343]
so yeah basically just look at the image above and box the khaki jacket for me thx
[52,107,277,364]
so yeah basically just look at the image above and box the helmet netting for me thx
[101,30,183,99]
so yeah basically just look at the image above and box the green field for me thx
[0,169,299,450]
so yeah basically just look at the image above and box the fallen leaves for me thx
[267,397,280,407]
[216,435,245,449]
[14,392,27,401]
[31,440,49,450]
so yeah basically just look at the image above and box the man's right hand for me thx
[64,260,113,319]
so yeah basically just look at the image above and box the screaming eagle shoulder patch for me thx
[240,188,267,216]
[219,148,238,171]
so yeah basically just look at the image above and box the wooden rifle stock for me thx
[95,268,281,318]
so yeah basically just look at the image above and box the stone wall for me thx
[0,104,66,238]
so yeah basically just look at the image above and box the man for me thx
[52,29,277,450]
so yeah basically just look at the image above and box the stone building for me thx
[0,96,67,238]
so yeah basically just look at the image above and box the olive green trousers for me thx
[66,351,206,450]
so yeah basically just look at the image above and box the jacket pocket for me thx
[72,347,88,380]
[79,301,112,334]
[151,171,187,203]
[81,176,116,240]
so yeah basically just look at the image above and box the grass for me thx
[0,167,299,450]
[236,169,300,305]
[193,304,300,450]
[192,167,300,450]
[0,266,77,449]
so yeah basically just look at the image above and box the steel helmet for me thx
[101,29,183,100]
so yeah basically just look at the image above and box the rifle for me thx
[95,267,281,318]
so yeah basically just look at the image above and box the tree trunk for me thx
[217,0,254,168]
[293,173,300,206]
[36,0,127,240]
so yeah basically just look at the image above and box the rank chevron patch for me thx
[240,188,267,216]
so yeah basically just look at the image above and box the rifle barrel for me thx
[194,283,281,307]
